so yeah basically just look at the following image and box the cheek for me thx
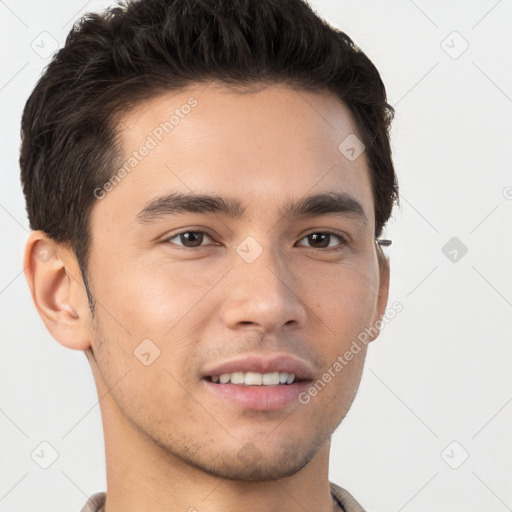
[89,305,195,433]
[89,249,226,338]
[312,258,380,338]
[86,257,222,404]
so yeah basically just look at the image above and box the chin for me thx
[170,435,324,482]
[200,451,311,481]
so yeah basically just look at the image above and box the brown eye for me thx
[297,231,347,250]
[166,230,213,248]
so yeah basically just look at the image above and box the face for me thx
[85,83,387,481]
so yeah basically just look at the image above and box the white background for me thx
[1,1,511,511]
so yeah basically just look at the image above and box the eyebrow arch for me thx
[280,192,367,225]
[135,191,368,225]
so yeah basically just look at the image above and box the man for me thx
[20,0,398,510]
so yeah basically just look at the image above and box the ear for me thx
[368,247,390,342]
[23,231,92,351]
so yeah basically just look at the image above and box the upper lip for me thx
[202,353,315,381]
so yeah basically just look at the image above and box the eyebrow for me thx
[135,191,368,225]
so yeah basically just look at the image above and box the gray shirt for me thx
[79,481,366,511]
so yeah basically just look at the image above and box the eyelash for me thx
[164,229,349,251]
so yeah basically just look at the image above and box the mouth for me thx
[206,371,299,386]
[201,354,314,411]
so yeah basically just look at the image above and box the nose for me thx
[220,243,307,333]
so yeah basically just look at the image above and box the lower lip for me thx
[203,379,311,411]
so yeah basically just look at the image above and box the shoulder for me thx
[80,492,106,512]
[80,486,363,512]
[329,481,367,512]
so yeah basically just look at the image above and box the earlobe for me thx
[23,231,91,351]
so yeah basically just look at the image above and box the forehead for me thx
[93,83,374,230]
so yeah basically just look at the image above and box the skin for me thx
[24,83,389,512]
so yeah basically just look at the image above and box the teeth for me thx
[212,372,296,385]
[245,372,262,385]
[231,372,245,384]
[219,374,230,384]
[262,372,280,385]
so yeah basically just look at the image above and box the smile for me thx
[208,371,297,386]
